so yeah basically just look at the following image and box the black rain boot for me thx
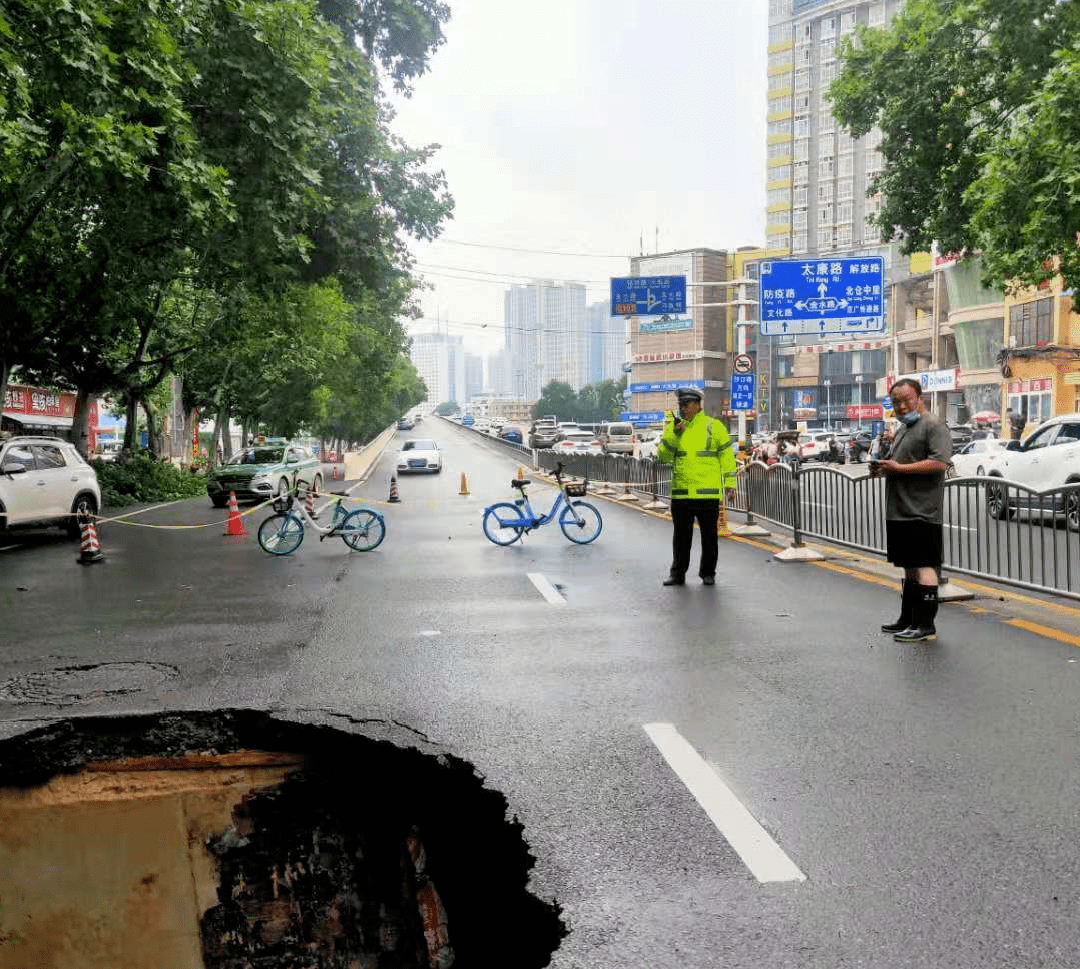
[894,585,938,642]
[881,579,918,633]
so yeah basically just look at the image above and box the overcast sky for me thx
[390,0,769,356]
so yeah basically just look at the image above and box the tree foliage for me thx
[0,0,451,454]
[533,378,627,423]
[830,0,1080,290]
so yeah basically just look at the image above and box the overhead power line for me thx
[427,238,631,259]
[415,267,611,286]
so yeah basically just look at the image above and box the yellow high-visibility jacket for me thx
[656,411,737,499]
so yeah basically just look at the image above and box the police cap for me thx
[675,386,703,403]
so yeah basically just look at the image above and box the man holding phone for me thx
[656,387,737,587]
[870,378,952,641]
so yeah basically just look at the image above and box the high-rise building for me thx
[409,332,467,407]
[764,0,904,430]
[585,301,626,386]
[464,352,484,403]
[503,280,588,399]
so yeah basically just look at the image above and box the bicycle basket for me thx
[565,481,588,497]
[272,494,295,513]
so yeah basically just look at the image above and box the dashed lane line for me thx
[527,572,566,606]
[644,722,806,884]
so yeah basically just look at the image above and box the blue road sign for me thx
[461,414,475,425]
[759,257,885,335]
[731,374,756,412]
[621,411,666,425]
[611,276,687,316]
[629,379,704,394]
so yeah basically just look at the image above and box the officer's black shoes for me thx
[881,618,908,633]
[662,575,685,586]
[702,576,716,586]
[894,625,936,643]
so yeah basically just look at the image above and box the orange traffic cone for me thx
[305,487,318,519]
[224,491,247,536]
[76,514,104,565]
[459,471,470,496]
[332,464,341,481]
[388,475,401,503]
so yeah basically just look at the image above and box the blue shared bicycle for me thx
[257,476,385,556]
[481,463,603,545]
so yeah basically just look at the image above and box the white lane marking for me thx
[0,544,23,552]
[643,722,806,883]
[527,572,566,606]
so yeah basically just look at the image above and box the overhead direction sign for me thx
[611,276,687,316]
[759,257,885,336]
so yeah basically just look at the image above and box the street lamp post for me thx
[823,379,831,431]
[855,375,864,429]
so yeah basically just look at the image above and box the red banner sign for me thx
[846,404,883,419]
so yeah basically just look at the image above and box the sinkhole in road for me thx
[0,709,565,969]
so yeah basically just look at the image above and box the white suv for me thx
[0,436,101,535]
[982,414,1080,526]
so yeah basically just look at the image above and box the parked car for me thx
[95,441,123,462]
[528,422,560,449]
[498,426,524,444]
[637,427,663,460]
[550,431,603,456]
[949,438,1008,477]
[600,421,636,455]
[982,414,1080,525]
[397,417,414,430]
[396,438,442,474]
[0,435,101,535]
[206,442,321,507]
[799,432,835,461]
[947,423,974,451]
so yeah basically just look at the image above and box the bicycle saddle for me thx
[511,478,531,488]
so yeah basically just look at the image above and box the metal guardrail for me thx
[445,417,1080,600]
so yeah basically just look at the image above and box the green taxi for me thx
[206,442,322,507]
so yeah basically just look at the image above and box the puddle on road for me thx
[0,710,565,968]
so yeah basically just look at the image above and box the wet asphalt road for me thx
[3,422,1080,968]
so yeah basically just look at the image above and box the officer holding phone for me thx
[656,387,737,586]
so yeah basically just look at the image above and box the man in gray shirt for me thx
[870,378,953,642]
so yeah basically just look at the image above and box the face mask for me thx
[900,410,920,426]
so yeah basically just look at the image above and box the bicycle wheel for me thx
[257,513,304,555]
[559,500,602,544]
[340,508,386,551]
[482,502,527,545]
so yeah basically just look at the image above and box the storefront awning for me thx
[2,411,73,428]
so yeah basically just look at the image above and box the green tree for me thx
[830,0,1080,290]
[434,401,459,416]
[533,381,577,422]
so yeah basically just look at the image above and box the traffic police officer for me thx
[656,387,737,586]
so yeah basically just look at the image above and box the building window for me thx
[769,49,794,69]
[819,38,836,62]
[769,94,793,113]
[1008,390,1053,425]
[794,187,808,206]
[769,72,792,91]
[818,182,834,202]
[795,68,812,93]
[869,2,886,26]
[792,231,808,252]
[864,218,881,243]
[794,140,809,162]
[794,117,809,138]
[768,22,793,44]
[1009,297,1054,348]
[820,17,836,39]
[819,110,835,136]
[838,178,854,200]
[768,142,793,160]
[840,11,857,33]
[793,161,809,185]
[793,208,808,230]
[819,204,834,225]
[768,118,792,137]
[818,137,835,159]
[769,0,790,16]
[837,224,852,248]
[768,232,791,251]
[768,187,792,206]
[820,156,835,177]
[772,164,793,181]
[837,201,853,224]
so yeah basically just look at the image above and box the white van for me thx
[601,422,636,455]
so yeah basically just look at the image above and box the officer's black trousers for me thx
[669,498,720,579]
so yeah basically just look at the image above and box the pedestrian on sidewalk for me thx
[656,387,737,587]
[870,378,952,642]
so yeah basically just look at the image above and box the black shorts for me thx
[886,519,943,569]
